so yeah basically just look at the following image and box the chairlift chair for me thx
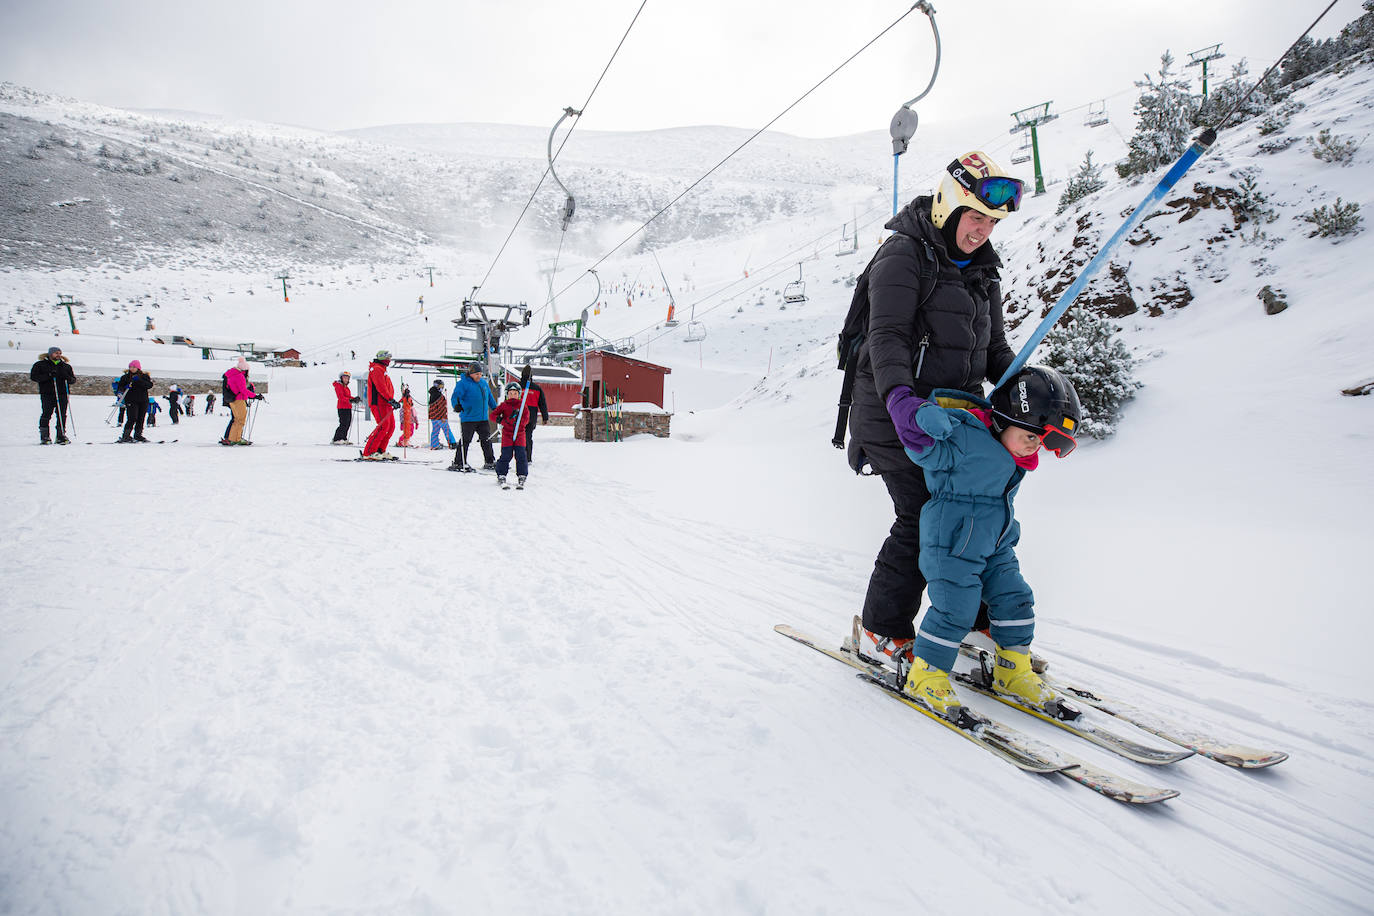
[1085,100,1109,128]
[782,262,808,304]
[684,320,707,343]
[1011,150,1032,165]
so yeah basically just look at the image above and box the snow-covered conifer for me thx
[1056,151,1107,215]
[1041,307,1141,439]
[1117,52,1197,179]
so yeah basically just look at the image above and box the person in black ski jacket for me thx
[165,386,182,424]
[116,360,155,442]
[849,150,1021,669]
[31,346,76,444]
[518,364,551,463]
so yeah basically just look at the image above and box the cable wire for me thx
[469,0,649,303]
[546,3,925,307]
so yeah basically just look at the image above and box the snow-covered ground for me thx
[4,57,1374,915]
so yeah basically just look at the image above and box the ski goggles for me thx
[947,160,1024,212]
[1038,420,1077,458]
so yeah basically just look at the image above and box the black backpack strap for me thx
[832,237,939,451]
[832,339,861,448]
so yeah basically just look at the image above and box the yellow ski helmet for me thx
[931,151,1024,229]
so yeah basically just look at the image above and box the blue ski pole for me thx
[995,128,1215,389]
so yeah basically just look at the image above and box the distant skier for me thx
[145,395,160,427]
[205,391,216,414]
[30,346,75,444]
[115,361,153,442]
[219,357,260,445]
[518,364,550,463]
[887,366,1081,722]
[164,386,182,424]
[396,385,418,448]
[185,393,196,416]
[427,378,457,449]
[491,381,536,490]
[332,371,360,443]
[450,363,497,471]
[361,350,398,460]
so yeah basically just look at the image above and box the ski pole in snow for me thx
[106,388,129,425]
[994,0,1340,390]
[58,378,74,438]
[245,398,260,442]
[515,379,533,452]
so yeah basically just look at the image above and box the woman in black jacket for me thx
[849,150,1023,668]
[116,360,155,442]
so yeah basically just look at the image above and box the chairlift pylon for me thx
[782,262,808,304]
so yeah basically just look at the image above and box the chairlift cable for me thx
[469,0,650,304]
[1213,0,1338,132]
[547,2,926,307]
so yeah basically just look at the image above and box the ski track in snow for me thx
[4,378,1374,915]
[2,394,1373,913]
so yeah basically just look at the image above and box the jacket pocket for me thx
[950,512,976,558]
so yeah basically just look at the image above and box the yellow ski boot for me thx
[903,657,963,720]
[992,647,1076,719]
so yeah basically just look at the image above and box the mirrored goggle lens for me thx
[1040,425,1076,457]
[978,177,1023,211]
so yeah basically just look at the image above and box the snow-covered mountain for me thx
[1,50,1373,915]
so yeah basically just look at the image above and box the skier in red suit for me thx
[362,351,399,459]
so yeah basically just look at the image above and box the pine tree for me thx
[1056,150,1107,215]
[1194,60,1280,130]
[1117,52,1198,179]
[1041,307,1141,439]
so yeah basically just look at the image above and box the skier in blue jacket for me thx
[896,365,1082,722]
[449,363,499,471]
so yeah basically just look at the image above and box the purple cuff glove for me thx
[885,386,933,453]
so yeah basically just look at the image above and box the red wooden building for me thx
[582,351,671,409]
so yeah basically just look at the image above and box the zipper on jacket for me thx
[995,469,1021,549]
[914,334,930,380]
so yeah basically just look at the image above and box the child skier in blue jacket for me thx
[896,365,1082,721]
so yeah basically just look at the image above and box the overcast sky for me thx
[0,0,1359,138]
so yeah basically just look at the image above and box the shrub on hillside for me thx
[1308,128,1361,164]
[1298,199,1363,239]
[1041,307,1141,439]
[1232,169,1277,243]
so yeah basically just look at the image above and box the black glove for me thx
[351,396,361,404]
[390,399,401,409]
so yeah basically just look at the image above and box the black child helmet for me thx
[990,365,1082,457]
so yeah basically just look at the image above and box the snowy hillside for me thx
[3,52,1374,916]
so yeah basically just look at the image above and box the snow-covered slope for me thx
[2,58,1374,914]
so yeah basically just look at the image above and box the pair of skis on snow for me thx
[775,618,1287,805]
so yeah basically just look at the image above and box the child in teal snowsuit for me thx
[899,366,1081,718]
[904,392,1037,670]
